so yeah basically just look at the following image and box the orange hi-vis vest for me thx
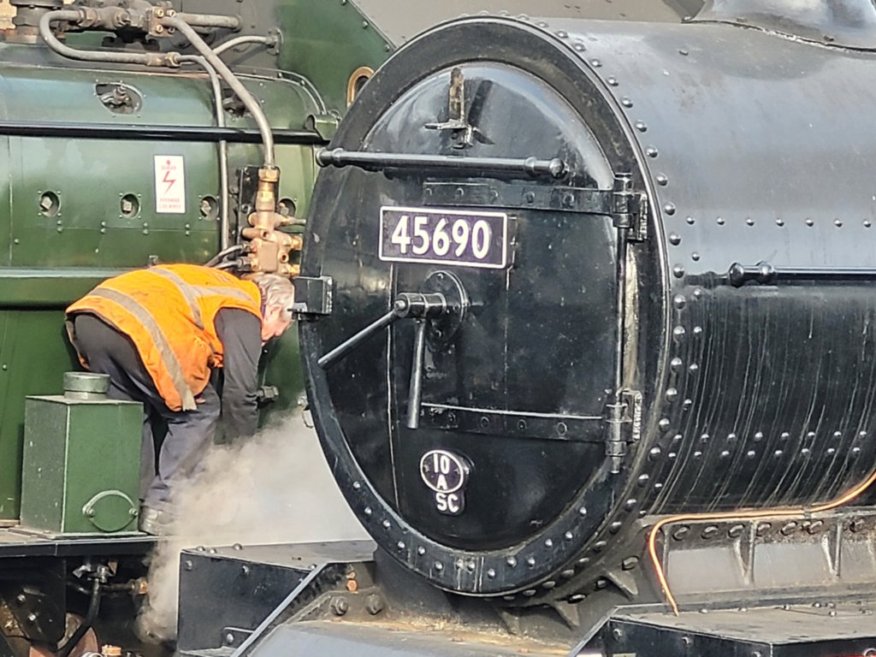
[66,264,262,412]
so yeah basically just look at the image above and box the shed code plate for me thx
[379,206,508,269]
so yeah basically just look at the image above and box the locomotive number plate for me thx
[379,206,508,269]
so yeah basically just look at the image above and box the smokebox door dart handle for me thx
[406,319,428,430]
[317,292,447,369]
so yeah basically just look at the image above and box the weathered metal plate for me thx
[615,604,876,643]
[249,621,565,657]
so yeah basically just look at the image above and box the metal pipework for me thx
[162,14,275,168]
[39,9,180,67]
[161,13,288,268]
[179,55,232,250]
[239,167,302,276]
[213,34,276,57]
[174,12,241,30]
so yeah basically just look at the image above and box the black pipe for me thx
[58,578,101,657]
[0,121,326,145]
[316,148,568,179]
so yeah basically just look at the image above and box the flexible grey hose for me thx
[39,10,178,67]
[213,35,272,57]
[175,12,241,30]
[164,15,275,168]
[180,54,232,250]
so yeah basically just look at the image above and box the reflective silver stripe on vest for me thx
[149,268,205,328]
[149,268,255,329]
[90,287,198,411]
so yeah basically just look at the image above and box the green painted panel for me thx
[0,58,323,519]
[275,0,394,114]
[0,311,78,517]
[261,324,304,423]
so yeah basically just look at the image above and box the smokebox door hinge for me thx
[604,389,643,474]
[611,173,648,242]
[293,276,333,317]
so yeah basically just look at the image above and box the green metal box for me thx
[20,378,142,535]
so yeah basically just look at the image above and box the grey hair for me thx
[251,274,295,319]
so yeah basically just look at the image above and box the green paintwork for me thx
[0,45,325,519]
[20,395,142,534]
[275,0,394,114]
[0,0,400,522]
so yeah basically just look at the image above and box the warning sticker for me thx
[154,156,186,214]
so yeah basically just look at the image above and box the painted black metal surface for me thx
[299,4,876,611]
[177,546,309,654]
[590,605,876,657]
[177,541,376,655]
[300,19,649,594]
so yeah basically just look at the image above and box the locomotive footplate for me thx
[582,603,876,657]
[184,542,876,657]
[177,540,376,656]
[0,526,153,558]
[244,604,876,657]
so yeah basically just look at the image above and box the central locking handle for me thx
[317,292,448,369]
[318,272,469,430]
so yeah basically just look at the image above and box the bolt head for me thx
[330,596,349,616]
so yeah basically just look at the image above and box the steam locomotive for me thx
[178,1,876,656]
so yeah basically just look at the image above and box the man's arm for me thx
[214,308,262,439]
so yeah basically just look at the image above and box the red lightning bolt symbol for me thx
[162,163,177,194]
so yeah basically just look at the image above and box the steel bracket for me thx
[603,389,642,474]
[421,179,648,234]
[611,174,648,241]
[293,276,334,317]
[419,403,604,442]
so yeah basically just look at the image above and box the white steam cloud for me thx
[138,415,368,641]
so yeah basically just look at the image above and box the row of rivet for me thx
[562,25,658,553]
[524,20,663,598]
[668,217,873,235]
[668,516,876,541]
[359,472,596,586]
[662,447,863,461]
[658,428,867,442]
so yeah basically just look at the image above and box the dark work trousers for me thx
[71,313,220,512]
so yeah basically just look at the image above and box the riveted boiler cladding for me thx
[294,0,876,646]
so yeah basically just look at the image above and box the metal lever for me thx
[407,320,428,430]
[318,299,408,368]
[319,271,470,431]
[318,293,446,369]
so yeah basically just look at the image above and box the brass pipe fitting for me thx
[240,167,302,277]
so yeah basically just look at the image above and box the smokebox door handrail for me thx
[315,148,568,180]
